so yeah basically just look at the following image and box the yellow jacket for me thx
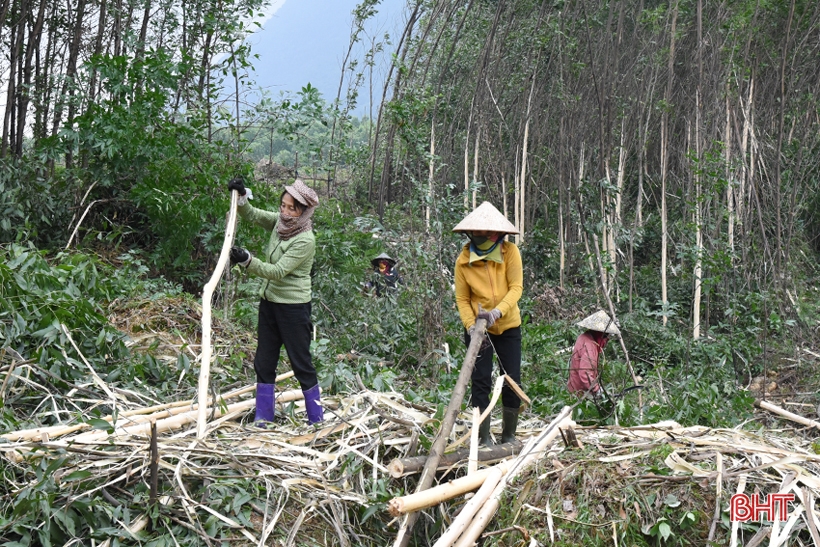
[454,240,523,335]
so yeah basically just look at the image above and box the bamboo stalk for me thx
[197,189,239,439]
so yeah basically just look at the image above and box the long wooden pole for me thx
[393,318,487,547]
[387,442,519,478]
[197,189,239,439]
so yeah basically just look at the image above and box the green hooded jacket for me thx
[238,202,315,304]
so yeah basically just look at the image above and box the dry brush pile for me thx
[4,331,820,547]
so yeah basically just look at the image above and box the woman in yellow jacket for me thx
[453,202,523,445]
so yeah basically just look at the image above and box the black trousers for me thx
[463,326,522,410]
[254,299,317,391]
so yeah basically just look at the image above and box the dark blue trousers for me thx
[254,299,317,390]
[463,326,522,410]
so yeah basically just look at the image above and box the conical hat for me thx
[371,253,396,268]
[452,202,519,234]
[576,310,621,335]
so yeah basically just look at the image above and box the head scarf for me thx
[467,234,504,264]
[590,330,610,353]
[277,180,319,240]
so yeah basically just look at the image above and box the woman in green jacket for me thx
[228,178,323,426]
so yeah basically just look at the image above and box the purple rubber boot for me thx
[254,383,276,426]
[303,384,324,424]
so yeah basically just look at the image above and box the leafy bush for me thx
[0,158,77,248]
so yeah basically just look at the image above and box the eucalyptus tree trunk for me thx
[725,87,734,253]
[0,0,10,29]
[692,0,703,340]
[472,127,479,209]
[518,72,536,245]
[14,0,46,156]
[558,119,566,290]
[62,0,87,168]
[327,2,381,197]
[577,143,595,278]
[774,0,796,276]
[611,117,626,300]
[368,1,421,211]
[87,0,108,106]
[693,107,703,339]
[463,124,470,211]
[426,118,435,230]
[517,129,527,244]
[659,0,679,327]
[36,1,59,149]
[1,0,27,158]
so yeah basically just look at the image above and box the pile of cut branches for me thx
[3,358,820,547]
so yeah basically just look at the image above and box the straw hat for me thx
[576,310,621,335]
[371,253,396,268]
[284,179,319,208]
[452,202,519,234]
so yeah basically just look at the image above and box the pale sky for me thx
[245,0,406,116]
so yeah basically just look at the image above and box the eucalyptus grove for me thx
[367,0,820,334]
[0,0,266,158]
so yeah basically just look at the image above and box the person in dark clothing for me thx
[363,253,403,296]
[227,177,324,427]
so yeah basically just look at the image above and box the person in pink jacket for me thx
[567,310,620,396]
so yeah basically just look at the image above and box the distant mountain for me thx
[246,0,405,117]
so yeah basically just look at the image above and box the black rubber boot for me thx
[478,413,494,447]
[501,406,519,444]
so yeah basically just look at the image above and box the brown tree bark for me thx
[14,0,47,156]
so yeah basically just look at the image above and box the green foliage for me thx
[49,50,247,288]
[0,243,194,435]
[0,159,77,249]
[0,243,129,366]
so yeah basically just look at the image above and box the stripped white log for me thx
[197,189,239,439]
[3,390,305,462]
[3,373,293,443]
[468,407,480,476]
[756,400,820,430]
[731,475,747,547]
[433,467,505,547]
[440,407,573,547]
[388,460,514,517]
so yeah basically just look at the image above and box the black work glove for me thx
[227,177,246,196]
[230,246,252,267]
